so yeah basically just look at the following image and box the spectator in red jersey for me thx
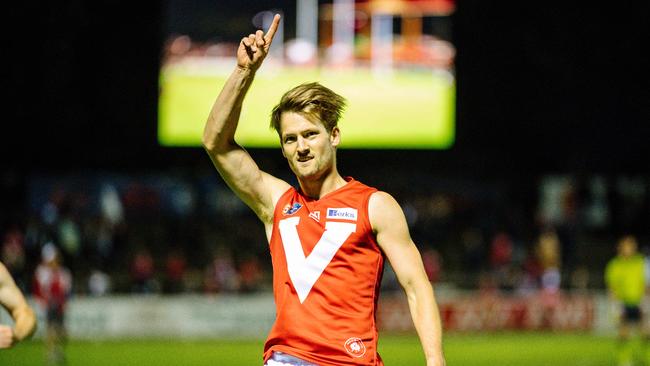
[489,231,515,291]
[238,255,263,293]
[163,248,187,293]
[422,248,442,284]
[129,247,157,294]
[32,243,72,366]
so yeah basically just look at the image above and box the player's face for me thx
[619,237,638,257]
[279,112,339,181]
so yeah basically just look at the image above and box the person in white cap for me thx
[33,243,72,365]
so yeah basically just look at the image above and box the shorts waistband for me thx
[264,351,319,366]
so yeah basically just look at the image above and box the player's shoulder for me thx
[369,190,400,209]
[607,256,622,267]
[632,254,646,265]
[368,191,406,227]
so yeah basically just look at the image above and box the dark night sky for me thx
[5,1,650,175]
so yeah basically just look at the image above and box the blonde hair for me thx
[270,82,347,135]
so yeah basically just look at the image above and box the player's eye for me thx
[284,136,296,144]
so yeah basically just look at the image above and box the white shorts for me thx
[264,351,319,366]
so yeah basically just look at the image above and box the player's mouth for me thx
[297,156,313,163]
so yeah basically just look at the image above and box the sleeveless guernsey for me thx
[263,177,385,366]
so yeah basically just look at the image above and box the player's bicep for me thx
[209,145,290,222]
[369,192,428,288]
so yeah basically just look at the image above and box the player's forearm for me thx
[12,306,36,342]
[406,279,444,364]
[202,67,256,153]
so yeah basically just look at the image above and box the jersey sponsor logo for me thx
[344,337,366,358]
[278,217,356,303]
[309,211,320,222]
[326,208,358,221]
[282,202,303,215]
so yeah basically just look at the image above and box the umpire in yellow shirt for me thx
[605,234,648,366]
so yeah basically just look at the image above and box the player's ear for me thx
[330,127,340,148]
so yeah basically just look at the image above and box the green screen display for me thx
[158,62,455,149]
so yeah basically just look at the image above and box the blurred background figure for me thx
[1,226,27,293]
[605,235,648,366]
[163,247,187,294]
[203,246,240,294]
[489,231,515,292]
[129,247,157,294]
[87,269,111,297]
[237,254,263,294]
[537,229,562,294]
[0,261,37,349]
[536,229,563,328]
[422,248,443,285]
[32,243,72,365]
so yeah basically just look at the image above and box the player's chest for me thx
[276,199,370,253]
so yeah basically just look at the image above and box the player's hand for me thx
[0,325,16,349]
[237,14,281,72]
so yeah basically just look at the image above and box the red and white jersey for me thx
[33,264,72,311]
[264,177,385,366]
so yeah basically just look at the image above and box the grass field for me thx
[0,332,618,366]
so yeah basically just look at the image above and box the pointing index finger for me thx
[264,14,281,44]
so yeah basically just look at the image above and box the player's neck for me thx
[298,170,347,200]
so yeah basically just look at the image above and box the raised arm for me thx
[202,14,290,226]
[0,263,37,348]
[369,192,445,366]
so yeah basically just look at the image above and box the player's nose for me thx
[297,137,309,153]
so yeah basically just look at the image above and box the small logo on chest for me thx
[282,203,303,215]
[309,211,320,222]
[326,208,358,221]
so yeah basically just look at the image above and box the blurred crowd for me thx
[1,169,649,299]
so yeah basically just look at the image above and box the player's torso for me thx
[35,265,71,303]
[610,255,646,304]
[265,178,385,366]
